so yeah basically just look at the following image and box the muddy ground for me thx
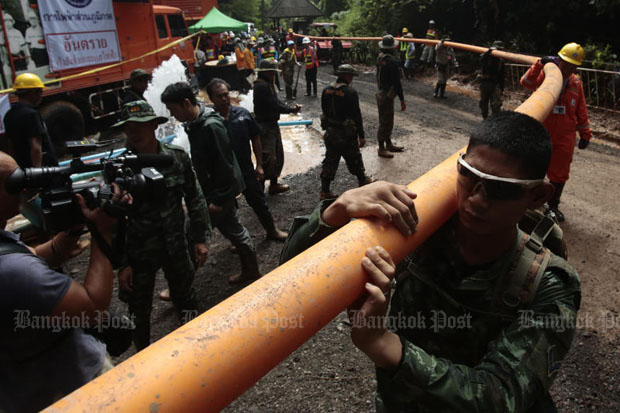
[64,64,620,412]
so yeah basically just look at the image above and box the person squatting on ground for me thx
[252,59,302,195]
[161,82,262,284]
[302,36,319,97]
[279,40,300,100]
[0,151,129,412]
[420,20,438,66]
[376,35,407,158]
[280,111,580,412]
[319,64,372,200]
[434,35,458,98]
[479,40,506,118]
[112,101,210,350]
[520,42,591,222]
[207,78,288,241]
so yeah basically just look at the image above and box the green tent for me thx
[189,7,247,33]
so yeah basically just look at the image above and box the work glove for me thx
[578,138,590,150]
[540,56,558,65]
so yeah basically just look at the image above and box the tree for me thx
[219,0,259,23]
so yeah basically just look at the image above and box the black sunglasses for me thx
[457,154,544,201]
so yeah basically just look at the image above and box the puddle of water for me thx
[279,114,325,176]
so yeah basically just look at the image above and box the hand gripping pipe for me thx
[45,55,562,413]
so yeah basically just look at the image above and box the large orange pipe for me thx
[45,56,561,413]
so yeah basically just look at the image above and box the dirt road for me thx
[100,65,620,412]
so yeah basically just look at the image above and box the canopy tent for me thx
[189,7,247,33]
[265,0,323,18]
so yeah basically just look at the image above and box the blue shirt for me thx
[0,229,106,412]
[224,106,262,177]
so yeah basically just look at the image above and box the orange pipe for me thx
[45,54,562,413]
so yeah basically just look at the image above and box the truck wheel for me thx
[40,101,85,158]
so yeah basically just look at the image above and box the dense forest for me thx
[218,0,619,67]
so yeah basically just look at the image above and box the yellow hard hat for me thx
[13,73,46,90]
[218,55,225,61]
[288,28,293,33]
[402,27,408,33]
[558,42,584,66]
[251,36,257,42]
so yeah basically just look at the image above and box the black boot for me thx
[357,175,373,187]
[257,213,288,241]
[439,84,447,99]
[433,84,440,98]
[320,179,337,200]
[548,182,566,222]
[228,249,261,284]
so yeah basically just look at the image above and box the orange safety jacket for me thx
[304,46,318,69]
[521,60,592,182]
[243,48,255,70]
[235,47,245,70]
[426,28,437,39]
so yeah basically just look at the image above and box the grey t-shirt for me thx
[0,229,106,413]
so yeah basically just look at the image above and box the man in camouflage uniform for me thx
[280,111,580,412]
[279,40,300,100]
[479,40,506,118]
[114,101,210,351]
[376,35,407,159]
[434,35,458,98]
[253,59,301,194]
[319,64,372,200]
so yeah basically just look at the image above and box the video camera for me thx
[5,140,172,233]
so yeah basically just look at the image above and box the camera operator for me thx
[113,101,210,351]
[0,151,128,413]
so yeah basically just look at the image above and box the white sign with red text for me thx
[37,0,121,71]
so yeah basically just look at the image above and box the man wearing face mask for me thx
[521,42,592,222]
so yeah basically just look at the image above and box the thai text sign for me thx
[38,0,121,71]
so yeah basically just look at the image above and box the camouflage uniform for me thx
[376,51,404,147]
[279,46,297,99]
[124,141,210,350]
[479,48,505,118]
[280,209,581,413]
[320,79,367,191]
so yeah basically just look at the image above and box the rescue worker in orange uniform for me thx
[521,42,592,221]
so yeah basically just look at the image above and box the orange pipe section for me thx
[45,52,562,413]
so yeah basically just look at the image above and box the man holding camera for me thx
[0,151,123,412]
[114,101,210,350]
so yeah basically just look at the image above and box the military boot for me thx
[358,175,374,187]
[433,83,440,98]
[439,84,447,99]
[548,182,566,222]
[228,250,262,284]
[320,178,338,200]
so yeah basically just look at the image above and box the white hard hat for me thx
[302,37,311,44]
[429,20,435,25]
[229,31,234,36]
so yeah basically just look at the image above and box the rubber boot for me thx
[320,179,338,200]
[228,250,262,284]
[439,84,447,99]
[258,213,288,241]
[433,83,440,98]
[131,318,150,351]
[548,182,566,222]
[386,140,404,152]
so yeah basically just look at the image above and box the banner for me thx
[37,0,121,72]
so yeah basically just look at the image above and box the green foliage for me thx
[584,43,618,70]
[219,0,259,23]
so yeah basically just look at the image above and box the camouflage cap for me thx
[335,64,358,76]
[130,69,151,82]
[112,100,168,128]
[378,34,398,49]
[255,59,281,72]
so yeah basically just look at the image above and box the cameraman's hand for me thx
[194,243,209,267]
[118,266,133,293]
[76,184,131,239]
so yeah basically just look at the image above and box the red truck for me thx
[153,0,217,24]
[0,1,196,155]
